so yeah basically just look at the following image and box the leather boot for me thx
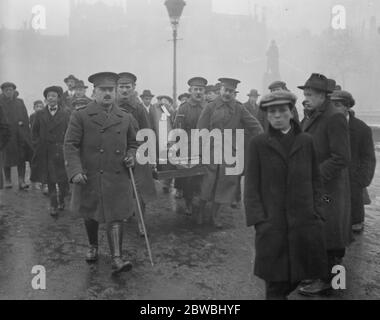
[107,222,132,274]
[84,219,99,263]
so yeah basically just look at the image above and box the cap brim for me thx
[298,85,332,93]
[261,99,295,108]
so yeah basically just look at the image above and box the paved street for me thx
[0,153,379,300]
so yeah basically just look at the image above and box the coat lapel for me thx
[289,138,303,159]
[86,102,107,127]
[267,136,287,163]
[102,105,123,130]
[302,101,329,132]
[47,107,65,131]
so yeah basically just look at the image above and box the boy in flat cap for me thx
[117,72,156,236]
[30,86,70,216]
[330,90,376,234]
[173,77,208,216]
[196,78,263,227]
[298,73,351,296]
[267,81,299,127]
[245,90,328,300]
[64,72,138,274]
[0,82,33,190]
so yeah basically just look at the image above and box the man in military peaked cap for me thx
[64,72,138,274]
[116,72,156,237]
[173,77,208,215]
[196,77,263,227]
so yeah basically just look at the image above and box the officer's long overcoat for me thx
[64,102,138,223]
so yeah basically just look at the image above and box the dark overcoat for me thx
[0,105,10,151]
[0,106,11,189]
[244,122,328,283]
[64,102,138,224]
[119,96,157,203]
[197,96,263,204]
[0,95,33,167]
[302,99,351,250]
[348,112,376,224]
[61,91,75,113]
[30,106,70,184]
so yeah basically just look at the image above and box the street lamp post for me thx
[164,0,186,105]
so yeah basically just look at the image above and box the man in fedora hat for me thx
[0,82,33,190]
[196,78,263,227]
[174,77,208,215]
[298,73,351,296]
[64,72,138,274]
[330,90,376,234]
[243,89,265,126]
[117,72,156,236]
[30,86,70,217]
[62,75,78,112]
[140,89,155,114]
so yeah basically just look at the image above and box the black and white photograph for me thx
[0,0,379,303]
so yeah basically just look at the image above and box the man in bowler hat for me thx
[30,86,70,216]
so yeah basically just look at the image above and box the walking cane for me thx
[128,167,154,267]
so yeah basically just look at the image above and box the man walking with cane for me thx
[64,72,138,274]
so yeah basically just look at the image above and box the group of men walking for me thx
[0,70,376,298]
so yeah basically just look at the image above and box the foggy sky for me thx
[1,0,379,35]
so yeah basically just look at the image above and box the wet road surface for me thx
[0,155,379,300]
